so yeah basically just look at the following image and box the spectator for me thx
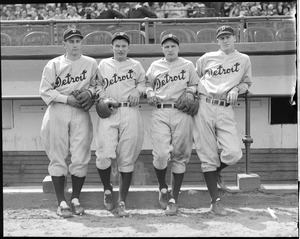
[31,9,43,20]
[96,2,125,19]
[190,3,207,18]
[48,9,55,19]
[160,2,170,18]
[282,6,290,15]
[53,7,65,19]
[127,2,157,19]
[229,4,240,17]
[62,8,68,18]
[239,2,250,16]
[40,8,49,20]
[266,3,274,16]
[84,6,97,19]
[250,6,261,16]
[20,9,28,20]
[166,2,186,18]
[67,6,81,20]
[185,2,195,18]
[76,3,85,17]
[25,14,32,20]
[111,3,120,12]
[25,4,33,16]
[220,2,234,17]
[150,2,165,18]
[14,4,23,19]
[2,9,15,20]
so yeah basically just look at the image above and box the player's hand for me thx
[147,90,158,106]
[227,87,239,105]
[76,90,92,107]
[67,95,82,108]
[128,88,140,107]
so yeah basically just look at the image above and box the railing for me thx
[0,16,295,45]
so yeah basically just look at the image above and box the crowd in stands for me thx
[0,2,296,21]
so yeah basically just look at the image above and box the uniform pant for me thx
[193,100,242,172]
[95,106,144,173]
[151,108,193,174]
[41,103,93,177]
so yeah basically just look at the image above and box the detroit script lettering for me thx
[54,70,87,88]
[206,62,240,77]
[103,69,134,90]
[155,70,186,90]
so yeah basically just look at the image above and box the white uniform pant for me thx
[151,108,193,174]
[95,107,144,173]
[193,100,242,172]
[41,103,93,177]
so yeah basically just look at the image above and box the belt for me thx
[118,102,130,107]
[157,103,177,109]
[200,96,230,107]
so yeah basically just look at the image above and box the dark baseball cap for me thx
[63,28,84,41]
[111,32,130,45]
[161,34,180,45]
[216,26,235,38]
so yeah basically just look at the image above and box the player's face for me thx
[161,40,179,62]
[111,39,129,62]
[217,34,236,53]
[63,36,83,58]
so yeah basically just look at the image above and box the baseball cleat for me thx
[210,199,227,216]
[165,199,178,216]
[115,201,129,218]
[158,188,169,210]
[57,201,73,218]
[70,198,85,215]
[104,189,114,211]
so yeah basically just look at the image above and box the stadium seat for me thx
[276,27,296,41]
[160,29,193,44]
[83,31,113,45]
[1,32,12,46]
[22,31,50,46]
[243,27,276,42]
[196,28,217,43]
[124,30,146,44]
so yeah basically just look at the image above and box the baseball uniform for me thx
[94,57,146,173]
[145,56,198,174]
[193,49,252,172]
[40,54,98,177]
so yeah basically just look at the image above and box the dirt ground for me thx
[3,189,299,237]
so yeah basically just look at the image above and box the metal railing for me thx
[0,16,295,45]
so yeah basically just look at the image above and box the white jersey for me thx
[40,54,99,105]
[96,57,146,101]
[196,49,252,100]
[145,57,198,102]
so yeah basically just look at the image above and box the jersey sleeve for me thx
[86,59,99,96]
[195,55,205,79]
[236,56,252,94]
[95,60,108,100]
[186,62,198,93]
[39,60,68,105]
[135,62,147,95]
[145,63,155,94]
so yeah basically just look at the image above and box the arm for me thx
[111,9,125,19]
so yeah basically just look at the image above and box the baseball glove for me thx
[175,90,199,116]
[96,97,119,118]
[72,90,95,112]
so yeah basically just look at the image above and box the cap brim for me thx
[161,38,179,45]
[216,31,233,38]
[64,34,84,41]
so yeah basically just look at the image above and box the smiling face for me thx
[217,34,236,54]
[161,39,179,62]
[111,38,129,62]
[63,36,83,59]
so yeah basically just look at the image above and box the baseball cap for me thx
[63,28,84,41]
[216,26,235,38]
[161,34,180,45]
[111,32,130,45]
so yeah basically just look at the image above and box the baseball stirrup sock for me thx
[203,171,219,203]
[154,166,168,190]
[171,173,184,203]
[97,166,113,192]
[51,175,67,205]
[119,172,133,203]
[217,162,229,172]
[71,175,86,200]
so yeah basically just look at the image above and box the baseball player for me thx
[40,28,98,218]
[145,34,198,216]
[94,32,146,217]
[193,25,252,215]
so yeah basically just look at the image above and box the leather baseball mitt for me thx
[96,97,119,118]
[175,90,199,116]
[72,90,95,112]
